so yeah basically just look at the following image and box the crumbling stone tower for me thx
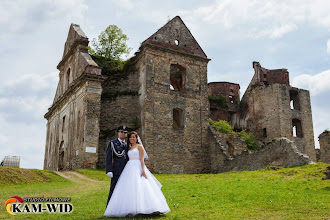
[97,17,211,173]
[135,16,211,173]
[240,62,316,161]
[44,24,106,170]
[208,82,240,128]
[319,131,330,163]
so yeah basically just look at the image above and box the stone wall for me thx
[208,126,248,172]
[44,24,105,171]
[252,61,289,85]
[96,61,141,169]
[208,82,240,127]
[209,126,312,173]
[137,44,210,174]
[319,131,330,163]
[239,63,316,161]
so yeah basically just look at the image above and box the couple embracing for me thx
[104,125,170,217]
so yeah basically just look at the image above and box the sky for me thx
[0,0,329,170]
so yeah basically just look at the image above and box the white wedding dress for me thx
[104,148,170,217]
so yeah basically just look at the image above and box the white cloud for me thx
[327,38,330,54]
[0,71,58,169]
[180,0,330,39]
[0,71,58,124]
[312,106,330,148]
[3,71,58,94]
[292,70,330,96]
[270,24,298,39]
[0,0,88,40]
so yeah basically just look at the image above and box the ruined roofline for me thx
[57,24,89,69]
[141,16,208,59]
[252,61,289,85]
[289,86,310,93]
[139,43,211,62]
[253,61,289,75]
[208,81,240,88]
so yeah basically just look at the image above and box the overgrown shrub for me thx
[209,119,234,134]
[208,94,228,109]
[239,130,259,151]
[209,119,259,151]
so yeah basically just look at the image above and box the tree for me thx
[88,25,131,61]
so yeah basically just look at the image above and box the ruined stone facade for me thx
[239,62,316,161]
[209,127,312,173]
[208,61,316,162]
[44,16,319,173]
[44,24,106,170]
[208,82,240,128]
[319,131,330,163]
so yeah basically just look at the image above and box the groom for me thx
[105,125,129,205]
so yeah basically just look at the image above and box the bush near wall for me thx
[209,119,259,150]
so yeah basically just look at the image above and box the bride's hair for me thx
[127,131,140,146]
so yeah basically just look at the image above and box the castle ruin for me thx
[44,16,327,173]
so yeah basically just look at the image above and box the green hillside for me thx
[0,163,329,219]
[0,166,67,185]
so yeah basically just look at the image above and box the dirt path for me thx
[54,171,105,183]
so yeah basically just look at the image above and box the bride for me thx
[104,131,170,217]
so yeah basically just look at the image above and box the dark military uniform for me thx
[106,138,129,205]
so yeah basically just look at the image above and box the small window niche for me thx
[65,68,71,91]
[170,64,186,92]
[290,90,300,110]
[263,128,267,137]
[173,108,184,129]
[263,74,267,81]
[229,95,234,104]
[62,116,66,132]
[292,118,303,137]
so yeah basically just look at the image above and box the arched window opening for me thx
[292,119,303,137]
[170,64,186,92]
[65,68,71,91]
[290,100,294,109]
[62,116,66,132]
[290,90,300,110]
[229,95,234,104]
[263,128,267,137]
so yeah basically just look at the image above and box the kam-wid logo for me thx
[4,196,73,215]
[5,196,23,215]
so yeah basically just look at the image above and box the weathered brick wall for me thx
[209,127,312,172]
[138,45,210,173]
[44,84,100,170]
[44,24,105,171]
[97,68,141,169]
[208,82,240,127]
[319,131,330,163]
[208,126,248,173]
[240,82,316,161]
[252,61,289,85]
[221,138,311,172]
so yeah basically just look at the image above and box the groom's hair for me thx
[127,131,140,145]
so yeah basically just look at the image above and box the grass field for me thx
[0,163,329,219]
